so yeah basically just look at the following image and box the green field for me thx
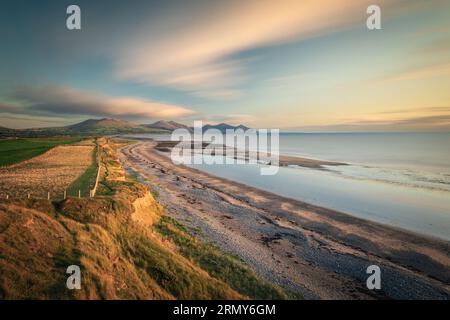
[0,137,82,166]
[68,146,98,197]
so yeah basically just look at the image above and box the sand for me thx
[153,140,345,168]
[120,141,450,300]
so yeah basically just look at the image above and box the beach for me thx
[120,141,450,300]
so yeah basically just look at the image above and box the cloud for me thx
[335,114,450,131]
[191,89,242,100]
[285,106,450,132]
[195,113,257,126]
[379,62,450,83]
[374,106,450,115]
[115,0,392,98]
[0,102,19,113]
[9,86,195,120]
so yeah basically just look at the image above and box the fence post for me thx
[78,190,81,198]
[47,192,50,200]
[64,190,67,200]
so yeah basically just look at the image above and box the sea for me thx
[131,132,450,241]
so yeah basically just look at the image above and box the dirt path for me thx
[120,141,450,300]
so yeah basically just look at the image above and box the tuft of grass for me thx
[151,190,159,199]
[126,172,140,183]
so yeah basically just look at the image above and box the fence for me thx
[89,148,102,198]
[1,142,103,201]
[1,189,91,201]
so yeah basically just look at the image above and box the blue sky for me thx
[0,0,449,131]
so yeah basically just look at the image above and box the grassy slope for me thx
[0,138,296,299]
[0,138,82,166]
[155,216,296,299]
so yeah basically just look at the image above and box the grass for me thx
[155,215,300,299]
[0,138,300,300]
[0,137,82,166]
[67,145,98,197]
[151,190,159,199]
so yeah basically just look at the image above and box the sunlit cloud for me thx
[191,89,242,100]
[0,102,18,113]
[3,86,196,120]
[284,106,450,132]
[115,0,392,98]
[379,62,450,83]
[196,113,257,126]
[374,106,450,115]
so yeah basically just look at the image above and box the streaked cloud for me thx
[115,0,391,98]
[374,106,450,115]
[185,113,258,128]
[285,106,450,132]
[341,114,450,131]
[1,0,449,130]
[0,102,18,114]
[379,62,450,83]
[3,86,195,120]
[191,89,242,100]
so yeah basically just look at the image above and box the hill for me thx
[146,120,192,131]
[68,118,138,130]
[0,119,252,138]
[0,126,15,137]
[0,119,170,138]
[66,118,168,135]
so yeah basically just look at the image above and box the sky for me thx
[0,0,449,131]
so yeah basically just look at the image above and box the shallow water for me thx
[133,132,450,241]
[191,159,450,241]
[279,132,450,193]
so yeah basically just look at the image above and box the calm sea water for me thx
[134,132,450,241]
[279,132,450,192]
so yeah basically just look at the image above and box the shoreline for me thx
[120,141,450,300]
[153,140,346,169]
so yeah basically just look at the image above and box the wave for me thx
[322,164,450,193]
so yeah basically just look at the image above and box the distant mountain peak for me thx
[202,123,250,133]
[146,120,191,131]
[68,118,141,130]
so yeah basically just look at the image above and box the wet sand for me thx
[120,141,450,300]
[154,140,345,168]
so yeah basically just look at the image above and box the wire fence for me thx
[0,142,103,202]
[1,189,93,201]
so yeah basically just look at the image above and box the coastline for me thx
[120,140,450,299]
[153,140,346,168]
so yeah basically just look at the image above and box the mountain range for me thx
[145,120,192,131]
[0,118,251,137]
[202,123,250,133]
[146,120,250,133]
